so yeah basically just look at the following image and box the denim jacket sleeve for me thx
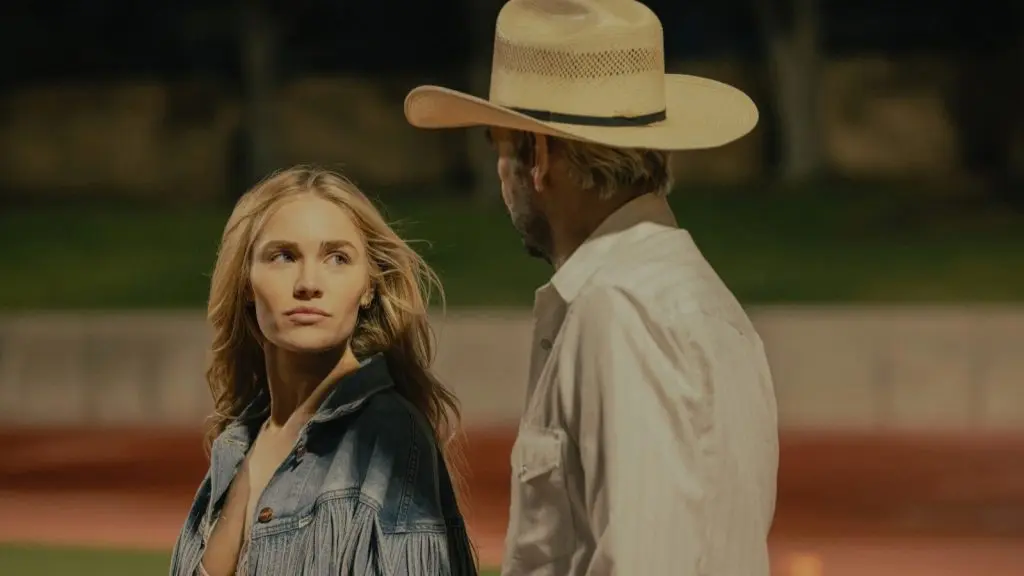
[360,395,478,575]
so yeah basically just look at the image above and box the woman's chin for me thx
[272,329,347,355]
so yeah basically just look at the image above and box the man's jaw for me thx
[524,240,551,264]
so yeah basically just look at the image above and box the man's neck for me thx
[549,190,635,270]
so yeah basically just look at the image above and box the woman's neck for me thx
[262,345,362,426]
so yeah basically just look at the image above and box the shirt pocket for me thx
[507,427,575,568]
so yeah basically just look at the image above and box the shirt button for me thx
[257,507,274,523]
[539,338,552,351]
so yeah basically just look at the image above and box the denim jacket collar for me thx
[216,353,394,449]
[312,352,394,423]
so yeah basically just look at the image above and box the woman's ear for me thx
[359,287,374,309]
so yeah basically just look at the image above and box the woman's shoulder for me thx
[321,390,456,531]
[354,390,440,449]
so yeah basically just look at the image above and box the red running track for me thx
[1,427,1023,574]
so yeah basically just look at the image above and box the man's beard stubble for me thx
[507,164,553,264]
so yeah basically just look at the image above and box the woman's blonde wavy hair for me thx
[203,166,467,503]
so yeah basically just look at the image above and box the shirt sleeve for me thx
[563,287,709,576]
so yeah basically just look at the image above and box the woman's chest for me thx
[230,429,303,525]
[201,430,302,574]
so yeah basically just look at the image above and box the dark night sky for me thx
[0,0,1007,85]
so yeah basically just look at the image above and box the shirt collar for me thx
[548,193,677,303]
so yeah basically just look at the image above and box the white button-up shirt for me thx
[501,194,778,576]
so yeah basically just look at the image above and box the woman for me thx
[170,166,477,575]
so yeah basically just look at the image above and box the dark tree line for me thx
[1,0,1020,204]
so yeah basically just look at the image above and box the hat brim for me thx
[404,74,758,151]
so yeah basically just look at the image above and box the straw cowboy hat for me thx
[404,0,758,151]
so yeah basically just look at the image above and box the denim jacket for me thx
[169,354,477,575]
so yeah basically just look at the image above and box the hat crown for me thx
[489,0,667,120]
[496,0,663,53]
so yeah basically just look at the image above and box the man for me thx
[404,0,778,574]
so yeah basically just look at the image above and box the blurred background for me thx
[1,0,1024,574]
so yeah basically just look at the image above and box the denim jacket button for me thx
[257,507,274,523]
[295,444,307,458]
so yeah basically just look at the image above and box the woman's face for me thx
[249,194,371,353]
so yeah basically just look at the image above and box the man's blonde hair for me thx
[508,130,674,199]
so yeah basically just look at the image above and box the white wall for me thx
[1,307,1022,430]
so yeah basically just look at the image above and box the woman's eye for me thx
[328,252,350,265]
[270,251,295,263]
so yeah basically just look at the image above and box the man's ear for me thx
[531,134,550,191]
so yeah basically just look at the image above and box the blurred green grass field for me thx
[3,182,1024,310]
[0,544,501,575]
